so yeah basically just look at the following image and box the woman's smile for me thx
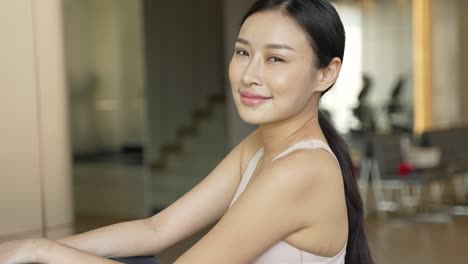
[240,90,273,106]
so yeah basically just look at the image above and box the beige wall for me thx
[0,0,73,241]
[431,0,468,128]
[432,0,461,129]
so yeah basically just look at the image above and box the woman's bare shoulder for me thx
[239,128,263,172]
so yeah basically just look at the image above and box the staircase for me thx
[152,100,228,210]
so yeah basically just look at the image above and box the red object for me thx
[353,163,360,175]
[397,162,416,176]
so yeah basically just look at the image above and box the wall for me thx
[63,0,145,154]
[118,0,146,145]
[459,0,468,125]
[361,2,414,132]
[0,0,73,241]
[431,0,461,128]
[143,0,224,161]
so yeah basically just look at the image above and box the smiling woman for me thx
[0,0,372,263]
[229,8,321,125]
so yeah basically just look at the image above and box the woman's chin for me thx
[240,117,261,125]
[234,101,278,125]
[238,111,269,125]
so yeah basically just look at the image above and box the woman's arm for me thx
[40,239,120,264]
[56,130,255,258]
[0,238,118,264]
[58,219,162,258]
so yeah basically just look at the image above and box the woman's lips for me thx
[240,91,272,106]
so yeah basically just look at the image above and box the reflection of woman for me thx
[0,0,372,263]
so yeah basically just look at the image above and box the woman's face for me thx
[229,10,321,125]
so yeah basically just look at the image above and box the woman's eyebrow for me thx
[236,37,296,51]
[265,43,296,51]
[235,37,251,45]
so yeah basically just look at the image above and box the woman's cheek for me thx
[228,59,237,87]
[266,71,293,96]
[229,59,246,88]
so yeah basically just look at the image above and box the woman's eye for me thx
[268,57,284,62]
[236,49,249,56]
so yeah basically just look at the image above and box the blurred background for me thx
[1,0,467,263]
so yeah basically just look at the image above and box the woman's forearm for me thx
[38,239,120,264]
[58,219,163,258]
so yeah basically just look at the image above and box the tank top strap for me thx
[229,147,264,208]
[272,139,337,162]
[242,147,264,183]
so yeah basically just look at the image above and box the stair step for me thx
[152,180,200,207]
[153,166,208,183]
[152,191,180,207]
[167,153,221,167]
[197,119,226,134]
[154,179,201,192]
[181,138,227,153]
[151,100,227,209]
[167,151,223,161]
[182,140,226,153]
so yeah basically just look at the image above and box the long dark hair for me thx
[241,1,373,263]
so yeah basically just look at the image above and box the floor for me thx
[76,213,468,264]
[367,215,468,264]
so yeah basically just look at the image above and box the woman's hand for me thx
[0,238,46,264]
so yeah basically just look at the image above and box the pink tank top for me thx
[228,139,347,264]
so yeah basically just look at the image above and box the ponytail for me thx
[318,110,374,264]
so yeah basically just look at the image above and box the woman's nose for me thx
[241,58,263,87]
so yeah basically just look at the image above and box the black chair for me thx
[111,256,160,264]
[369,133,446,217]
[425,127,468,169]
[423,126,468,204]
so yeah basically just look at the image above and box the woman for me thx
[0,0,373,263]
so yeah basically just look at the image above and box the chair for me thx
[423,127,468,207]
[424,128,468,183]
[369,133,446,218]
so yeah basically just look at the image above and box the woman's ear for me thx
[315,58,342,93]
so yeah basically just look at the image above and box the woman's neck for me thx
[258,110,325,161]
